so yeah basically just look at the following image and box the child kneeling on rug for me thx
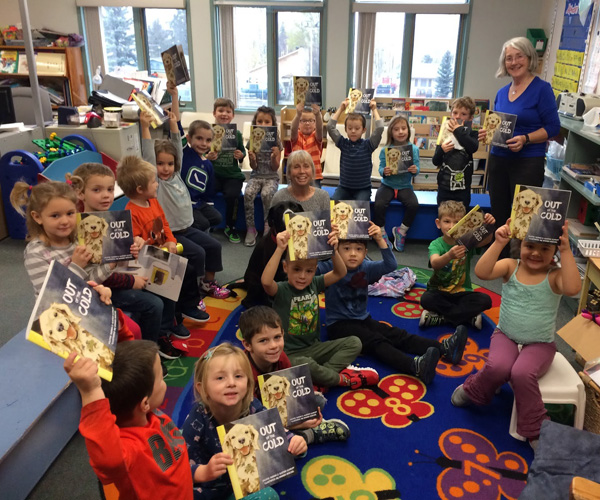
[317,222,468,385]
[240,305,350,445]
[262,229,379,390]
[182,342,306,500]
[64,340,193,498]
[420,200,494,330]
[451,221,580,449]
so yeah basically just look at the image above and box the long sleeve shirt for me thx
[379,143,420,190]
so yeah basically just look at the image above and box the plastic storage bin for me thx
[527,28,548,53]
[546,154,564,179]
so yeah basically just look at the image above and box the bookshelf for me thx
[0,45,87,108]
[375,97,490,192]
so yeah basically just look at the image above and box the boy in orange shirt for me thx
[290,100,323,187]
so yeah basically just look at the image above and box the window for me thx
[91,6,192,104]
[216,2,323,110]
[353,2,468,99]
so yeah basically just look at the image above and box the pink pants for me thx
[463,328,556,439]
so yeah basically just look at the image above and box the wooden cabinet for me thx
[0,45,87,108]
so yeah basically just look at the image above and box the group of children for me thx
[10,91,581,498]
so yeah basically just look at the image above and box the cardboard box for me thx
[558,314,600,364]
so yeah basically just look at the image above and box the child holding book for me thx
[181,119,222,231]
[318,222,468,385]
[261,229,379,390]
[432,97,480,211]
[290,100,323,187]
[240,305,351,444]
[326,98,384,201]
[70,162,167,347]
[420,201,494,329]
[206,98,247,244]
[244,106,283,247]
[64,340,193,499]
[373,115,420,252]
[451,220,580,448]
[141,95,230,303]
[182,342,307,500]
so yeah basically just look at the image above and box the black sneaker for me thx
[312,419,350,444]
[158,336,183,360]
[170,322,191,339]
[413,347,440,385]
[181,308,210,323]
[441,325,468,365]
[224,226,241,244]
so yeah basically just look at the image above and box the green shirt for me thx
[426,236,473,292]
[211,129,246,180]
[273,275,325,353]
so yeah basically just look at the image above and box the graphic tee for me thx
[426,237,474,293]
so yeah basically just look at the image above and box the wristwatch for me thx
[524,134,531,145]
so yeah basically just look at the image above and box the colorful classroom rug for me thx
[162,268,542,500]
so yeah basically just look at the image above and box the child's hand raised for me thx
[167,111,177,123]
[368,221,383,241]
[495,218,512,246]
[340,98,349,110]
[63,352,103,405]
[311,103,320,115]
[72,245,93,268]
[483,212,496,226]
[203,452,233,481]
[327,230,339,250]
[276,231,290,250]
[288,434,308,456]
[166,81,178,97]
[369,99,377,110]
[139,111,153,130]
[448,244,467,260]
[558,221,571,254]
[296,100,305,113]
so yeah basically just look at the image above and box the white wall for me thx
[4,0,566,113]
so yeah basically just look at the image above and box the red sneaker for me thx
[340,365,379,389]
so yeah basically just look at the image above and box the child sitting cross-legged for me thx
[317,222,468,385]
[240,305,351,445]
[182,342,307,500]
[261,228,379,390]
[64,340,193,499]
[420,200,495,330]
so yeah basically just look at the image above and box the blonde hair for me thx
[154,140,180,173]
[438,200,466,219]
[496,37,538,78]
[193,343,254,416]
[286,150,315,185]
[116,156,156,198]
[10,181,78,243]
[68,162,114,194]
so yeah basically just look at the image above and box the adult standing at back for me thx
[481,37,560,250]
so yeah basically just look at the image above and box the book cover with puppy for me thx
[118,245,188,301]
[249,125,278,154]
[26,260,118,381]
[284,209,333,261]
[217,408,297,500]
[481,110,517,148]
[385,145,412,174]
[258,364,318,428]
[509,185,571,244]
[293,76,322,106]
[160,44,190,86]
[331,200,371,240]
[211,123,237,153]
[130,88,169,129]
[447,205,494,250]
[346,87,374,115]
[77,210,134,264]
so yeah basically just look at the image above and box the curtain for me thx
[218,5,237,106]
[354,12,376,89]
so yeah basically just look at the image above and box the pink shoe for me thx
[197,298,207,311]
[202,280,231,299]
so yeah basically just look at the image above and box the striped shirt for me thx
[327,118,384,189]
[292,131,323,180]
[24,239,113,296]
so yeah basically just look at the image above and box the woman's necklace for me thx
[511,75,533,95]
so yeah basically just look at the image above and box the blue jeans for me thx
[174,226,223,278]
[332,186,372,201]
[111,288,163,342]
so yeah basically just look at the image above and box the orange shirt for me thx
[292,130,323,180]
[126,199,176,246]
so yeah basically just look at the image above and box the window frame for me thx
[351,1,471,98]
[213,1,326,112]
[79,5,196,109]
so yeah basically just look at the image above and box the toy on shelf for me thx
[32,133,86,165]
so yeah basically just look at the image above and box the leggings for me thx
[244,178,279,229]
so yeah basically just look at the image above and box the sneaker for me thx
[169,322,190,339]
[451,384,472,407]
[440,325,468,365]
[340,365,380,389]
[182,307,210,323]
[158,336,183,360]
[419,309,445,328]
[197,298,207,311]
[202,280,231,299]
[392,226,406,252]
[413,347,440,384]
[381,231,393,250]
[312,419,350,444]
[224,226,241,244]
[472,314,483,330]
[244,227,257,247]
